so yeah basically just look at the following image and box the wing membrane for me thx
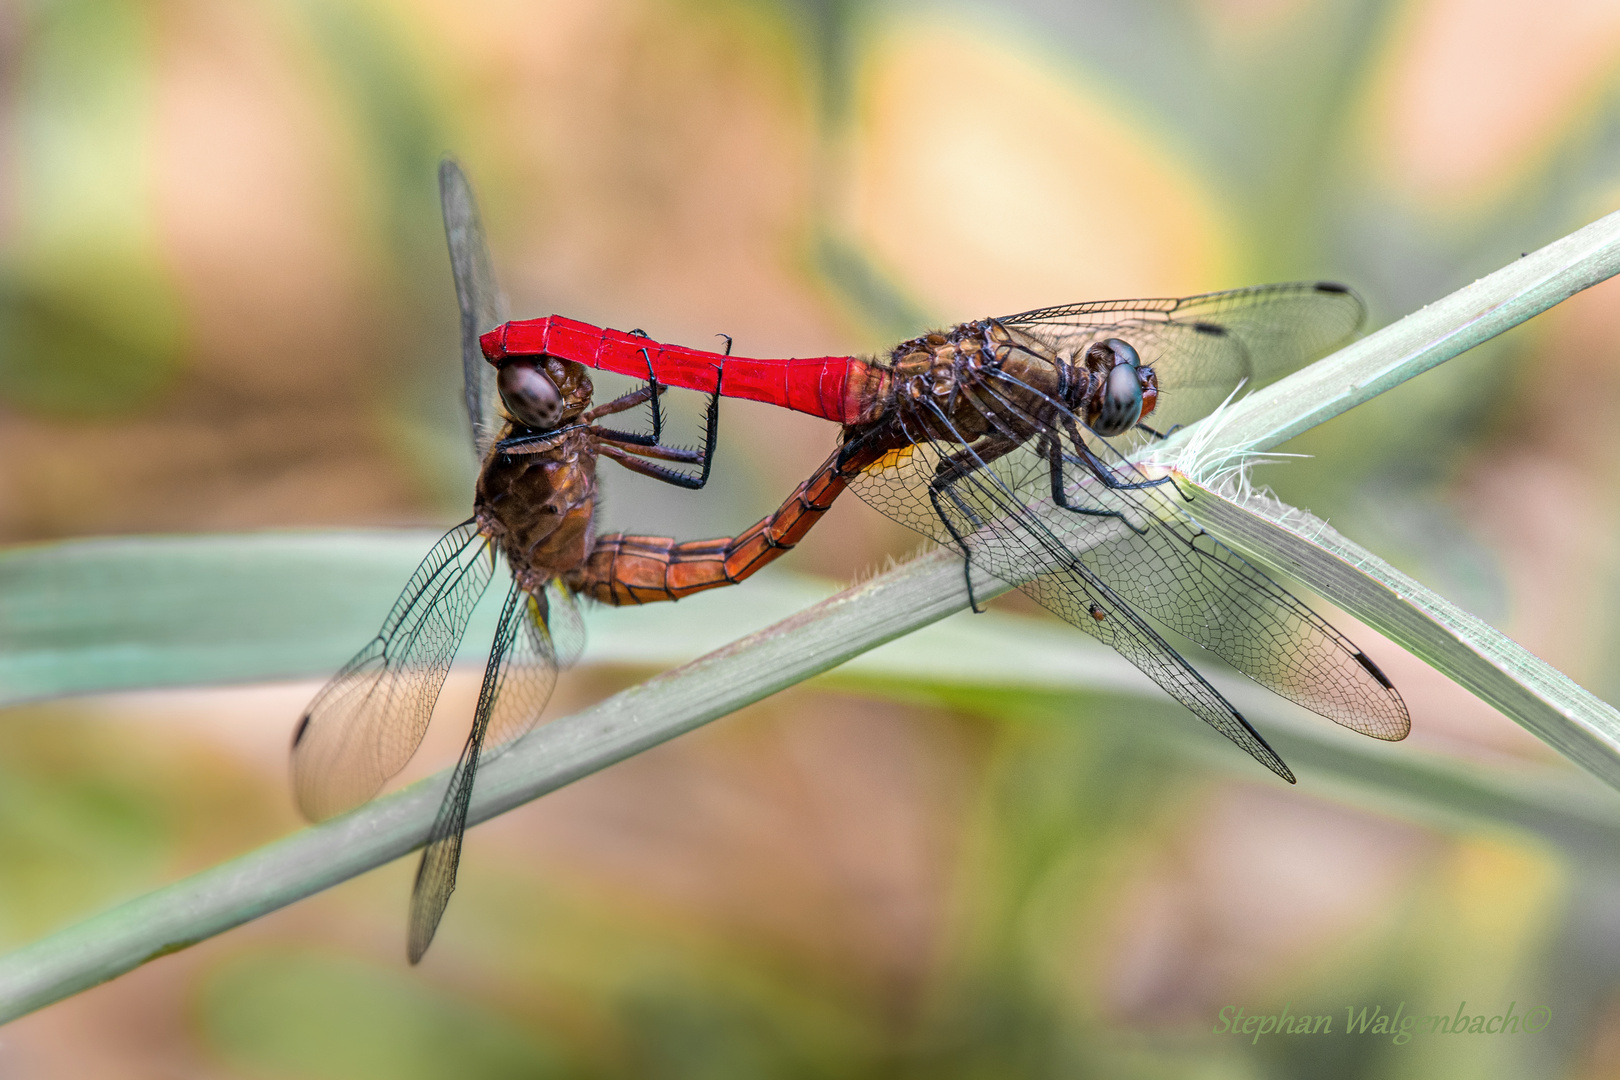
[1045,458,1408,739]
[997,282,1366,438]
[848,390,1407,771]
[291,521,495,821]
[408,578,574,963]
[440,158,510,458]
[855,413,1294,778]
[1022,568,1294,781]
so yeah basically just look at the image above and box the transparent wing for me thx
[1046,454,1408,740]
[485,579,583,752]
[1022,567,1295,781]
[846,395,1406,767]
[849,422,1293,779]
[407,578,578,963]
[539,578,587,670]
[440,158,510,459]
[997,282,1366,438]
[291,521,495,821]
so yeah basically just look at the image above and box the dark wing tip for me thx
[1234,709,1297,784]
[1353,650,1395,690]
[291,713,312,748]
[1192,320,1228,337]
[1311,280,1368,337]
[1351,652,1412,742]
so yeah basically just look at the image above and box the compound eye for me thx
[1089,338,1143,436]
[1103,338,1140,368]
[497,359,564,429]
[1093,363,1144,436]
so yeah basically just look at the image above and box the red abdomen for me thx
[482,315,877,425]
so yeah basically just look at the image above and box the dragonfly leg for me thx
[925,434,1024,615]
[584,383,660,424]
[1064,417,1187,500]
[569,445,869,603]
[931,433,1021,486]
[594,375,721,490]
[588,346,667,446]
[1046,437,1149,536]
[928,482,986,613]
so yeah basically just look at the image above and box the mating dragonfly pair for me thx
[292,161,1409,962]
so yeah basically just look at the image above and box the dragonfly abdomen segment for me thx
[482,315,879,425]
[569,447,866,604]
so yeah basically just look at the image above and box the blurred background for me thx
[6,0,1620,1075]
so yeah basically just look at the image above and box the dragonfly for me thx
[482,285,1411,783]
[291,161,858,962]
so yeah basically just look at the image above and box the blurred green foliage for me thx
[1,0,183,415]
[0,708,278,947]
[198,951,569,1079]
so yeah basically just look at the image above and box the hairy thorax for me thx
[474,427,598,595]
[859,319,1063,444]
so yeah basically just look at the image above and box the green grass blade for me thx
[6,539,1620,1023]
[0,532,447,704]
[0,547,982,1021]
[0,530,844,705]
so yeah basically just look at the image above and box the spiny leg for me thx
[926,433,1027,614]
[1063,416,1187,501]
[589,345,668,446]
[584,383,659,424]
[928,480,987,613]
[594,373,722,490]
[594,332,727,444]
[1045,434,1148,536]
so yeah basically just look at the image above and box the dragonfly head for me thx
[497,357,593,430]
[1085,338,1154,436]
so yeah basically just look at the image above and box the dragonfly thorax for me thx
[886,327,988,397]
[475,426,598,596]
[874,321,1017,441]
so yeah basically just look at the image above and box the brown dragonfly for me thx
[482,286,1411,786]
[289,161,852,962]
